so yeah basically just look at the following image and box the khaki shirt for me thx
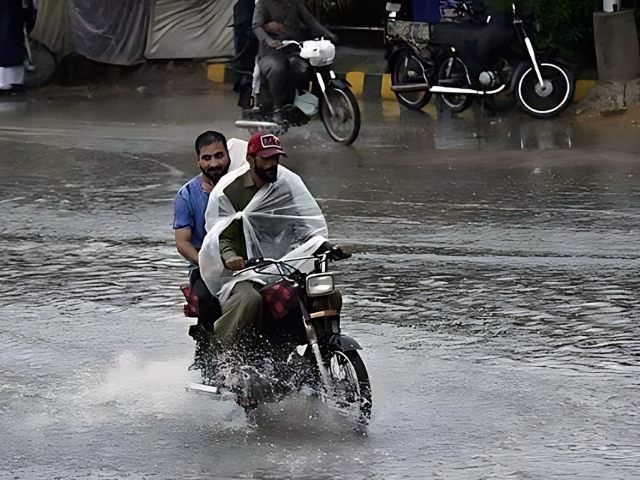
[219,171,260,263]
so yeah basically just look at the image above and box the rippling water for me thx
[2,92,640,478]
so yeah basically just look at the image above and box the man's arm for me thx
[175,228,199,264]
[174,190,200,264]
[219,221,246,271]
[253,0,282,48]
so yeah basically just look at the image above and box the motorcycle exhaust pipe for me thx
[235,120,280,129]
[430,85,506,95]
[391,84,506,96]
[391,83,431,93]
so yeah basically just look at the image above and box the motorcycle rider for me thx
[174,131,245,332]
[200,133,344,348]
[252,0,338,118]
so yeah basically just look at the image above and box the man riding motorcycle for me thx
[173,131,247,332]
[252,0,338,118]
[199,133,344,348]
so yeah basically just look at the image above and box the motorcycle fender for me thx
[328,334,362,352]
[508,61,531,94]
[388,45,411,72]
[328,78,349,90]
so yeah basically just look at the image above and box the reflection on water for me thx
[359,97,573,151]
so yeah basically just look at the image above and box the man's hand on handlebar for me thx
[267,39,283,49]
[225,255,246,271]
[329,244,353,260]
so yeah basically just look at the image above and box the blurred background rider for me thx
[252,0,338,116]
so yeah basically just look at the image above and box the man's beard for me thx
[256,165,278,183]
[201,162,229,184]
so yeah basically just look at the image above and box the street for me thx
[1,85,640,479]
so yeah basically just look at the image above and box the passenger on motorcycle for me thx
[252,0,338,115]
[173,131,246,332]
[198,133,342,348]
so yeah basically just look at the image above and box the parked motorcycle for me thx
[236,39,361,144]
[387,2,574,118]
[182,246,372,423]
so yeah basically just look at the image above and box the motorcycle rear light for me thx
[306,273,335,297]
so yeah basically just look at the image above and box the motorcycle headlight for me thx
[306,273,335,297]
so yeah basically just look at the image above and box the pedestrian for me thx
[0,0,26,93]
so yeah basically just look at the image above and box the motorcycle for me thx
[182,246,372,423]
[387,2,575,118]
[236,39,361,145]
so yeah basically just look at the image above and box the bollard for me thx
[593,9,640,82]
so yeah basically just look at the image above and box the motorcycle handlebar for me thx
[233,247,352,277]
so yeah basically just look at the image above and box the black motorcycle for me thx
[183,246,372,423]
[387,2,574,118]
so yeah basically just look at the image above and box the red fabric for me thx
[260,280,298,320]
[180,284,199,318]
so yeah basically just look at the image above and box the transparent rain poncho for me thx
[199,155,328,305]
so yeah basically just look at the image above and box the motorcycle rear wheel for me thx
[325,350,372,423]
[391,52,432,111]
[516,60,574,119]
[320,85,361,145]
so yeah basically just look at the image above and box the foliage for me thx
[511,0,640,60]
[512,0,600,59]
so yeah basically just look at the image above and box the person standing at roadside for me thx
[0,0,26,93]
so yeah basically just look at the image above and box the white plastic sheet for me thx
[199,162,328,304]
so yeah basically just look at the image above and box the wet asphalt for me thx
[1,86,640,479]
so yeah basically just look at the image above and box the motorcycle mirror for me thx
[386,2,401,12]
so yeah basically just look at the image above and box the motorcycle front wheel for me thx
[437,56,473,113]
[325,350,372,423]
[320,86,361,145]
[516,60,574,118]
[391,52,432,111]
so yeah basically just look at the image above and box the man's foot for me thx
[235,395,259,410]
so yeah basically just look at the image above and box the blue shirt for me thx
[173,174,210,251]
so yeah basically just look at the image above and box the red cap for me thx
[247,133,287,158]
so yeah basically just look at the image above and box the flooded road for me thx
[1,88,640,479]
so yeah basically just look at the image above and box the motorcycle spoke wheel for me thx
[392,53,432,110]
[321,86,361,144]
[437,56,473,112]
[516,62,574,118]
[325,350,372,423]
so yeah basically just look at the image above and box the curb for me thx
[208,64,597,103]
[207,64,396,99]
